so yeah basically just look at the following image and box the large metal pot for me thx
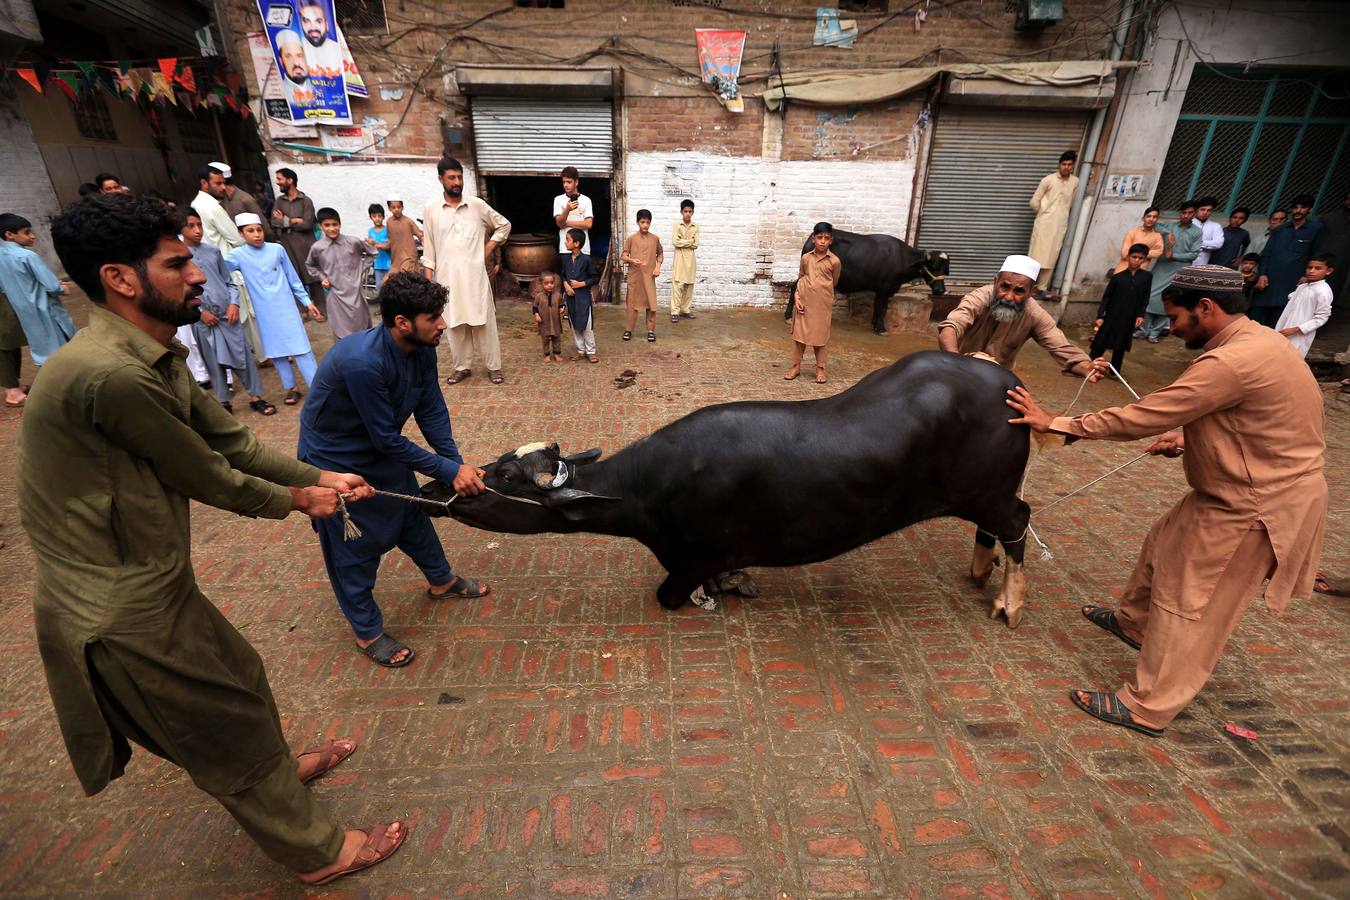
[503,233,557,281]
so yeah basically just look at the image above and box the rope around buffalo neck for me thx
[335,485,544,541]
[1016,361,1147,560]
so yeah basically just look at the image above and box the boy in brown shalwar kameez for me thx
[1007,265,1327,738]
[531,272,566,361]
[787,222,842,384]
[621,208,663,342]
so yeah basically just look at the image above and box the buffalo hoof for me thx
[873,325,888,336]
[970,544,1000,589]
[706,569,760,598]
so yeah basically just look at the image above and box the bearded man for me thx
[937,254,1105,380]
[18,193,407,884]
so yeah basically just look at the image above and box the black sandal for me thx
[1081,605,1141,650]
[647,331,656,342]
[358,634,414,668]
[220,400,234,413]
[248,398,277,416]
[427,575,491,600]
[622,331,632,341]
[1069,690,1163,736]
[284,389,302,406]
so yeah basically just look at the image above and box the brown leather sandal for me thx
[298,821,408,886]
[296,739,358,784]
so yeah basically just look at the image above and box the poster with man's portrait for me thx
[256,0,353,124]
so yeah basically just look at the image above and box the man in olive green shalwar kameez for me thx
[18,193,406,885]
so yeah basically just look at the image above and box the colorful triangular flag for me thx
[53,71,82,101]
[158,58,177,83]
[15,67,44,94]
[174,64,196,94]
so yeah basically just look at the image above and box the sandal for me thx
[1081,605,1141,650]
[815,368,827,384]
[588,354,600,363]
[446,369,472,385]
[298,821,408,886]
[220,400,233,413]
[1069,690,1163,737]
[248,398,277,416]
[489,370,505,384]
[647,331,656,342]
[622,331,632,341]
[284,389,302,406]
[428,575,491,600]
[358,633,414,668]
[680,312,696,319]
[671,315,679,323]
[1314,570,1349,597]
[296,739,357,785]
[783,367,800,381]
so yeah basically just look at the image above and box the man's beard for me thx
[306,33,324,47]
[141,283,203,327]
[991,300,1022,323]
[286,71,308,85]
[445,186,463,198]
[410,328,443,347]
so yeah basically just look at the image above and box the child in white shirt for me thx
[1273,253,1335,358]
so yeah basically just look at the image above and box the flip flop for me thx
[1314,570,1350,597]
[298,821,409,886]
[1069,690,1163,737]
[622,331,632,341]
[358,633,414,668]
[588,354,600,363]
[248,398,277,416]
[489,371,505,384]
[284,389,302,405]
[296,739,358,784]
[647,331,656,342]
[1081,605,1142,650]
[783,368,800,381]
[428,575,491,599]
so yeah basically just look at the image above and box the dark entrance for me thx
[482,175,613,294]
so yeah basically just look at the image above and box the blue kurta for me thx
[224,243,312,358]
[188,242,250,371]
[0,242,75,365]
[1147,222,1203,315]
[1252,219,1323,310]
[298,326,463,565]
[560,251,598,332]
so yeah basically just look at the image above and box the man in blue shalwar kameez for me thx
[298,272,490,667]
[1250,193,1322,328]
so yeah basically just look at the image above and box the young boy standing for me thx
[1274,253,1335,358]
[385,195,423,274]
[306,208,375,340]
[182,209,275,415]
[621,209,663,342]
[671,199,699,323]
[1239,252,1261,300]
[787,222,841,384]
[225,212,323,405]
[367,204,391,290]
[0,214,75,397]
[562,228,599,363]
[531,272,566,362]
[1089,243,1152,376]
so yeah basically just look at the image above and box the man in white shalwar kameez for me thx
[422,157,511,385]
[1028,150,1080,294]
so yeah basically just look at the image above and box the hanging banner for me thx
[339,28,366,98]
[254,0,352,124]
[247,32,319,138]
[694,29,747,112]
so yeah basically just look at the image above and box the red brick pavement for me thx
[1,294,1347,897]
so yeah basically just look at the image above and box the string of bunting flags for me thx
[1,56,253,117]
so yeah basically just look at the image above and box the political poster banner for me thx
[246,32,318,139]
[694,29,746,106]
[255,0,352,124]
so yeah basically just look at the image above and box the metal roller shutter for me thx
[471,98,613,176]
[918,109,1088,282]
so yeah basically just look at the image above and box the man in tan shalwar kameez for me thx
[1007,265,1327,737]
[938,254,1104,380]
[422,157,511,385]
[1028,151,1080,294]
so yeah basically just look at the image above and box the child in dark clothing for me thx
[532,272,566,362]
[1239,252,1261,301]
[1090,243,1152,376]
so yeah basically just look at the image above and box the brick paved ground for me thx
[1,292,1348,898]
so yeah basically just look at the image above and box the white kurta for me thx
[1195,218,1224,266]
[1274,280,1333,357]
[421,196,511,328]
[1028,172,1079,274]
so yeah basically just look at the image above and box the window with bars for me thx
[335,0,387,34]
[73,93,118,142]
[1152,67,1350,216]
[173,106,219,155]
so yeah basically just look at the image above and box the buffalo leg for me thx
[872,291,892,334]
[992,502,1031,628]
[657,558,726,610]
[970,530,999,588]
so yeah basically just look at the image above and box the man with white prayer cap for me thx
[217,162,276,242]
[937,254,1105,379]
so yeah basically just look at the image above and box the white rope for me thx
[1017,363,1145,560]
[335,485,545,542]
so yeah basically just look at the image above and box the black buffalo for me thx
[791,230,949,335]
[423,351,1034,627]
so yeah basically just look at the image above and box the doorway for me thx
[482,174,613,293]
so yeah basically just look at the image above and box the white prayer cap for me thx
[274,29,303,48]
[234,212,262,228]
[385,193,403,203]
[998,254,1041,282]
[208,162,232,179]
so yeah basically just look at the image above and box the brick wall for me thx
[780,99,923,162]
[625,97,764,157]
[0,80,62,268]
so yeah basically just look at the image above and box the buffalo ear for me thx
[545,486,621,520]
[563,447,603,466]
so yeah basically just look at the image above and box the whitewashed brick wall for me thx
[0,82,62,269]
[267,159,471,235]
[624,151,914,308]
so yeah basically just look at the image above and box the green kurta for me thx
[17,307,321,797]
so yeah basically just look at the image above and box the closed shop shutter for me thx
[471,98,613,176]
[918,108,1088,282]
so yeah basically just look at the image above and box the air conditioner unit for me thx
[1015,0,1065,30]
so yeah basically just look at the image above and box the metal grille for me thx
[1313,72,1350,119]
[335,0,386,34]
[1152,120,1207,210]
[1266,78,1314,117]
[1181,68,1266,116]
[471,99,613,175]
[173,107,219,154]
[72,94,117,142]
[1234,123,1299,211]
[917,108,1086,282]
[1321,163,1350,215]
[1191,121,1251,204]
[1285,124,1344,203]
